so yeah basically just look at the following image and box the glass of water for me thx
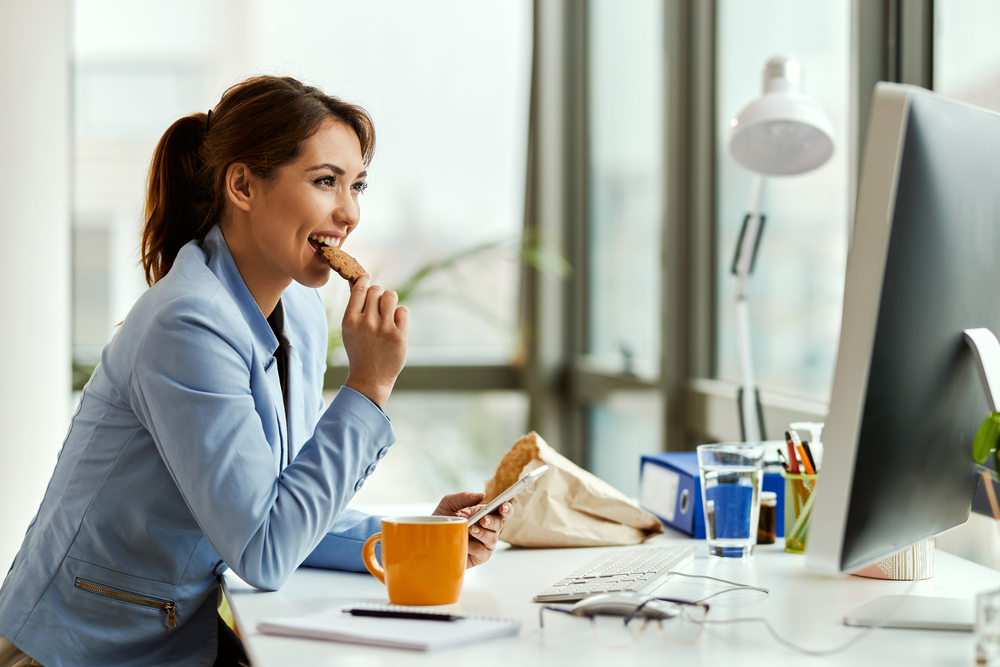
[697,444,765,558]
[977,588,1000,666]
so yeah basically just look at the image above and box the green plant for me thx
[973,411,1000,469]
[973,412,1000,529]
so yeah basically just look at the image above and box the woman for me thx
[0,75,510,667]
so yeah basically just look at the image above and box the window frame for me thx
[523,0,934,462]
[72,0,937,464]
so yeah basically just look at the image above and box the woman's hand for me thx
[342,274,408,408]
[433,492,513,569]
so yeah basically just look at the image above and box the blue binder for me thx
[639,451,785,539]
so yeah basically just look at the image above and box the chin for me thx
[295,270,332,290]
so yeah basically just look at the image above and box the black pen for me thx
[345,607,462,622]
[802,442,817,472]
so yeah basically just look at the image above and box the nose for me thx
[335,186,360,229]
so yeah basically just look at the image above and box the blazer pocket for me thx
[74,576,177,628]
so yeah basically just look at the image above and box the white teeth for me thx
[309,234,341,248]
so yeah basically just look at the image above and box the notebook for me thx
[257,606,521,651]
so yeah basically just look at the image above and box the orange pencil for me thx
[795,443,815,475]
[790,430,816,475]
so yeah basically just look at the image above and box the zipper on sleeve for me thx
[74,577,177,628]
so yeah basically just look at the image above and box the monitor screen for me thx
[808,83,1000,575]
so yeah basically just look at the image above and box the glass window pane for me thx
[72,0,532,367]
[586,0,663,379]
[588,393,663,497]
[934,1,1000,113]
[337,391,529,504]
[716,0,851,401]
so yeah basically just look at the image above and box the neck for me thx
[220,224,291,318]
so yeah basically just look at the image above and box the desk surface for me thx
[224,528,1000,666]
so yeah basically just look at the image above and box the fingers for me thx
[344,275,406,336]
[432,492,485,517]
[430,491,514,569]
[394,305,410,334]
[379,289,399,322]
[470,512,502,547]
[363,283,385,317]
[345,273,372,316]
[468,512,503,567]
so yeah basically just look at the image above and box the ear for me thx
[225,162,254,212]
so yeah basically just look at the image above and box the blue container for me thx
[639,450,786,539]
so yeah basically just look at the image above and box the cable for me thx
[685,577,920,657]
[543,569,921,657]
[666,571,770,602]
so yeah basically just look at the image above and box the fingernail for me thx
[503,503,512,513]
[471,526,481,535]
[483,517,491,527]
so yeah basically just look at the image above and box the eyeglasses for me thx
[624,597,710,626]
[538,597,711,649]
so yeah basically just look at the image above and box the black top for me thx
[266,301,292,465]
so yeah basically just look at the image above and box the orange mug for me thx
[362,516,469,605]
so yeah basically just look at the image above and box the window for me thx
[934,0,1000,113]
[715,0,851,403]
[584,0,664,495]
[587,0,663,380]
[72,0,532,502]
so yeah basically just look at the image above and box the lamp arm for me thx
[732,174,766,298]
[734,174,767,442]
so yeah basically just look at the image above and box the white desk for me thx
[224,531,1000,666]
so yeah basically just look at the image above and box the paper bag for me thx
[484,432,663,547]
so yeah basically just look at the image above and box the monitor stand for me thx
[842,329,1000,632]
[850,538,934,580]
[844,595,974,631]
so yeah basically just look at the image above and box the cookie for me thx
[318,245,366,282]
[485,432,542,502]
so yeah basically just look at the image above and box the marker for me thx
[784,431,800,474]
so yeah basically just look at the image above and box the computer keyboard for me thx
[533,544,697,603]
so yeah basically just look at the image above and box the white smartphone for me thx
[467,465,549,525]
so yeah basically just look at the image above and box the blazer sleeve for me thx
[129,294,395,591]
[300,509,383,573]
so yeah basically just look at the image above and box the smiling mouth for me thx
[308,234,342,250]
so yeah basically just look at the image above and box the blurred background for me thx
[4,0,1000,573]
[69,0,533,505]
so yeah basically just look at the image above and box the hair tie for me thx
[204,109,213,134]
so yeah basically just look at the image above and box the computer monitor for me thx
[807,83,1000,579]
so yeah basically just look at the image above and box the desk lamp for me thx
[727,55,835,441]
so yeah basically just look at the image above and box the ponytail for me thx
[140,76,376,287]
[141,112,212,286]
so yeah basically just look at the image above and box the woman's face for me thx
[238,119,367,291]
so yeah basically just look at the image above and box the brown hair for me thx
[141,75,375,285]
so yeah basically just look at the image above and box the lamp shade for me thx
[727,56,835,176]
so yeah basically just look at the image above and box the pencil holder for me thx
[781,471,817,554]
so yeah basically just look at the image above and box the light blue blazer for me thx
[0,226,394,666]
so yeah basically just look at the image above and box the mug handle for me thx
[362,533,385,583]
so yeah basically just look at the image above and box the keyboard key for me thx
[533,545,697,603]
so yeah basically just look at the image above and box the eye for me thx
[353,181,368,195]
[314,175,336,188]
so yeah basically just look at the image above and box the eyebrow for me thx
[307,163,367,179]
